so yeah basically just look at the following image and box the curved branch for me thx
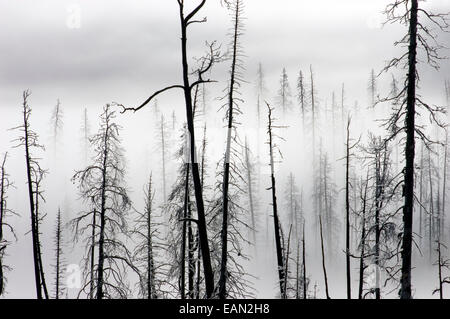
[117,85,184,114]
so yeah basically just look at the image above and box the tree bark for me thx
[400,0,418,299]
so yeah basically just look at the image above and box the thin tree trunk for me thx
[345,118,352,299]
[302,222,307,299]
[358,174,369,299]
[400,0,418,299]
[219,0,240,299]
[178,2,214,297]
[89,210,96,299]
[266,103,286,297]
[96,117,110,299]
[319,215,330,299]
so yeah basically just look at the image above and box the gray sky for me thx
[0,0,449,110]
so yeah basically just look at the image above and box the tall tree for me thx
[276,68,293,116]
[81,108,91,165]
[243,137,257,245]
[382,0,448,298]
[344,117,359,299]
[53,208,66,299]
[266,102,286,297]
[297,70,306,132]
[72,104,136,299]
[50,99,63,151]
[0,153,16,296]
[117,1,219,297]
[218,0,245,299]
[368,69,377,108]
[12,90,49,299]
[133,174,169,299]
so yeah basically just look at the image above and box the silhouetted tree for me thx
[12,90,49,299]
[276,68,293,116]
[266,102,286,297]
[117,1,219,296]
[381,0,448,298]
[53,207,66,299]
[0,153,16,296]
[50,99,63,152]
[218,0,246,299]
[71,104,136,299]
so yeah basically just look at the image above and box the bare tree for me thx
[368,69,378,108]
[344,116,360,299]
[53,207,66,299]
[297,70,307,132]
[71,104,136,299]
[218,0,246,299]
[276,68,293,116]
[319,215,330,299]
[243,137,257,245]
[266,102,286,297]
[12,90,49,299]
[0,153,16,296]
[50,99,63,152]
[381,0,448,298]
[81,108,91,165]
[133,174,172,299]
[116,0,219,296]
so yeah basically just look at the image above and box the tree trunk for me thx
[178,2,214,297]
[345,118,352,299]
[399,0,418,299]
[319,215,330,299]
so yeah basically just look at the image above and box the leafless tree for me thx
[53,207,66,299]
[12,90,49,299]
[116,0,219,296]
[71,104,136,299]
[0,153,17,296]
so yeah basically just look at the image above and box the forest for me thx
[1,0,450,299]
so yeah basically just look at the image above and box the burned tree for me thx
[133,174,170,299]
[368,69,378,108]
[344,117,360,299]
[71,104,136,299]
[12,90,49,299]
[117,0,219,297]
[157,114,169,204]
[50,99,63,151]
[297,69,307,132]
[218,0,246,299]
[81,108,91,165]
[243,137,257,245]
[276,68,293,116]
[381,0,448,298]
[53,208,66,299]
[266,102,287,297]
[0,153,16,296]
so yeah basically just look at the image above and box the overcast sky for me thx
[0,0,448,114]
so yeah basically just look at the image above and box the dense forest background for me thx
[1,0,450,299]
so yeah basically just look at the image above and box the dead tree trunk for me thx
[54,208,63,299]
[358,174,369,299]
[219,0,242,299]
[319,215,330,299]
[118,1,216,297]
[345,117,352,299]
[302,222,307,299]
[244,138,256,245]
[266,102,286,297]
[18,91,48,299]
[399,0,418,299]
